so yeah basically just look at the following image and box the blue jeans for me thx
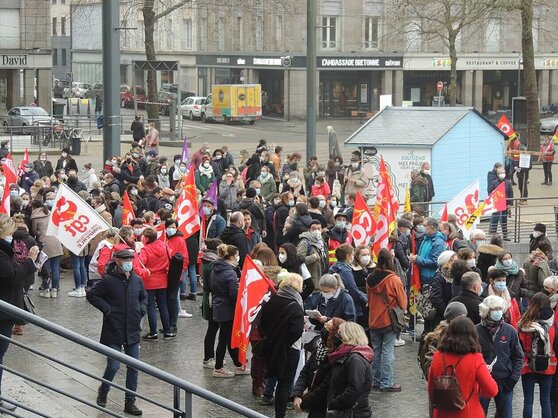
[263,376,278,399]
[43,256,61,289]
[146,289,170,335]
[480,384,513,418]
[369,328,396,389]
[167,288,179,328]
[180,265,197,295]
[0,320,13,394]
[100,343,140,401]
[70,253,87,289]
[522,373,553,418]
[489,210,508,237]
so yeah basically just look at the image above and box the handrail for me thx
[0,300,266,418]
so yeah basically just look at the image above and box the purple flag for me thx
[199,180,218,217]
[181,135,190,167]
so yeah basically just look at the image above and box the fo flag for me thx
[46,183,110,255]
[231,256,275,366]
[175,169,200,239]
[350,191,375,247]
[122,190,135,226]
[372,157,398,261]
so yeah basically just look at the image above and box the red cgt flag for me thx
[122,191,135,226]
[0,154,17,215]
[231,256,276,366]
[350,191,375,247]
[175,169,200,239]
[17,148,29,176]
[372,157,398,261]
[496,114,517,140]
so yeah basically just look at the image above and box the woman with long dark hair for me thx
[278,243,314,298]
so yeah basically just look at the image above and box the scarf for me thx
[258,173,273,184]
[520,317,554,357]
[550,294,558,310]
[277,285,303,308]
[481,317,504,338]
[488,284,512,313]
[198,164,214,177]
[315,339,329,366]
[201,248,219,263]
[494,259,519,276]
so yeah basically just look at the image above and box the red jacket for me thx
[166,234,188,272]
[519,323,557,375]
[311,182,331,197]
[113,242,147,278]
[138,240,170,290]
[428,352,498,418]
[97,245,113,277]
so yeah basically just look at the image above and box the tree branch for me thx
[154,0,190,21]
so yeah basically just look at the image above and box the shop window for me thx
[52,17,57,36]
[364,17,379,50]
[52,49,58,67]
[485,19,500,52]
[216,16,225,51]
[322,16,337,50]
[275,15,283,50]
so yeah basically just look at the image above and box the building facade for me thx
[51,0,71,82]
[0,0,52,113]
[69,0,558,120]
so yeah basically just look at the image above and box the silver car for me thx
[180,96,205,120]
[540,115,558,134]
[3,106,53,133]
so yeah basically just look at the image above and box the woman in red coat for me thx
[518,292,557,418]
[428,316,498,418]
[138,227,173,340]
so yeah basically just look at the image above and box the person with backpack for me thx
[428,316,498,417]
[476,295,523,418]
[165,219,189,334]
[518,292,558,418]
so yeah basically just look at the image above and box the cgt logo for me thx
[52,197,91,237]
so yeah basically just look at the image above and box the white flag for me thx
[444,180,480,240]
[46,183,110,255]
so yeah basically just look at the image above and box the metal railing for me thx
[0,300,266,418]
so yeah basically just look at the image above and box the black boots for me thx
[96,386,108,408]
[124,400,143,416]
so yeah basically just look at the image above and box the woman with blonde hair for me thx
[304,273,356,328]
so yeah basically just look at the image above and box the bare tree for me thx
[393,0,495,106]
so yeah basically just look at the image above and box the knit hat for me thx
[437,250,456,267]
[444,301,467,321]
[397,218,413,229]
[534,223,546,234]
[479,295,505,319]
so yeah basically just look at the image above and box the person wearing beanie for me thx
[476,295,523,418]
[530,223,553,259]
[418,301,467,383]
[428,250,457,332]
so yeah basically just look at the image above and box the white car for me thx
[180,96,205,120]
[71,82,90,98]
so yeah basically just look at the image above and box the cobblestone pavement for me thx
[0,278,545,417]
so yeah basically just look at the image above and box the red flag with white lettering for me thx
[350,191,375,247]
[175,169,200,239]
[0,154,17,214]
[231,256,275,366]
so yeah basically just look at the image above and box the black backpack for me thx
[527,322,551,373]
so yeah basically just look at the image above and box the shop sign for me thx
[318,56,402,68]
[431,56,521,70]
[196,55,306,68]
[542,58,558,68]
[1,55,27,68]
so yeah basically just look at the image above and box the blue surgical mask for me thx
[416,225,426,233]
[203,206,212,216]
[494,282,507,292]
[121,261,133,272]
[330,201,337,208]
[288,199,295,207]
[255,188,261,196]
[335,221,346,230]
[46,199,54,208]
[319,200,326,208]
[166,228,177,237]
[9,190,18,197]
[3,236,12,245]
[478,284,484,296]
[490,310,503,321]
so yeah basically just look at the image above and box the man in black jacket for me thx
[419,162,435,202]
[529,223,553,259]
[87,249,147,416]
[219,211,248,269]
[449,271,483,324]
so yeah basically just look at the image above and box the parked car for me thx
[71,82,90,98]
[540,115,558,134]
[120,85,147,109]
[85,82,103,99]
[3,107,53,134]
[180,96,205,120]
[157,91,195,116]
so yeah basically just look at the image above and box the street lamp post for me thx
[306,0,317,159]
[517,55,523,97]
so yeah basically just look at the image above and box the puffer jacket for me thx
[211,259,239,323]
[296,231,328,290]
[329,262,367,318]
[343,165,368,196]
[30,208,63,258]
[138,239,170,290]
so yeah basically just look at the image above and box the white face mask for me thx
[235,255,240,264]
[278,253,287,263]
[322,292,334,301]
[498,173,505,180]
[502,259,513,267]
[533,231,543,238]
[423,169,430,175]
[467,259,476,268]
[360,255,371,266]
[311,230,322,239]
[351,163,359,169]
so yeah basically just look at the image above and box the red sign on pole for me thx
[437,81,444,92]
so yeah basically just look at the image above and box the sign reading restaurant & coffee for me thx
[1,55,28,68]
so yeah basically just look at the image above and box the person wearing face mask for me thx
[409,169,428,214]
[195,156,216,194]
[19,163,38,194]
[246,150,276,186]
[118,154,141,186]
[351,246,376,294]
[277,243,314,299]
[409,217,447,289]
[87,248,147,416]
[488,168,513,240]
[273,192,295,247]
[518,292,558,418]
[55,147,78,172]
[155,163,170,189]
[343,156,367,197]
[210,149,225,179]
[419,162,435,203]
[31,198,63,298]
[325,158,345,194]
[219,211,248,269]
[494,250,528,303]
[283,172,305,198]
[262,193,280,248]
[449,272,484,324]
[524,249,552,298]
[327,195,340,219]
[310,175,331,198]
[296,221,329,291]
[202,197,226,239]
[210,244,250,377]
[325,213,351,266]
[143,150,160,178]
[307,196,327,228]
[257,166,277,201]
[79,163,98,191]
[429,250,457,332]
[238,188,266,236]
[33,152,54,178]
[484,269,514,318]
[219,171,239,210]
[530,223,553,260]
[456,248,482,277]
[65,169,87,193]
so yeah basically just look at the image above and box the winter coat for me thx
[33,159,53,178]
[88,240,114,282]
[311,182,331,198]
[296,231,328,290]
[430,267,453,322]
[167,233,189,271]
[487,169,499,194]
[19,170,39,193]
[523,259,551,296]
[329,262,367,318]
[327,345,373,417]
[529,234,553,259]
[449,290,482,324]
[185,232,200,267]
[366,269,407,331]
[219,225,248,269]
[195,170,215,194]
[490,178,514,206]
[86,264,148,346]
[0,240,35,322]
[304,288,356,326]
[205,213,226,239]
[518,321,558,375]
[201,249,219,321]
[410,176,428,203]
[65,177,87,194]
[55,157,78,172]
[138,239,170,290]
[416,231,447,285]
[393,232,410,271]
[118,161,141,185]
[79,168,98,191]
[273,204,291,247]
[477,244,503,282]
[343,165,368,196]
[476,322,523,390]
[30,208,63,258]
[351,263,375,294]
[238,198,266,234]
[210,259,239,323]
[259,176,277,201]
[292,348,331,416]
[218,181,238,210]
[285,214,313,246]
[104,179,121,195]
[419,172,435,202]
[428,352,498,418]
